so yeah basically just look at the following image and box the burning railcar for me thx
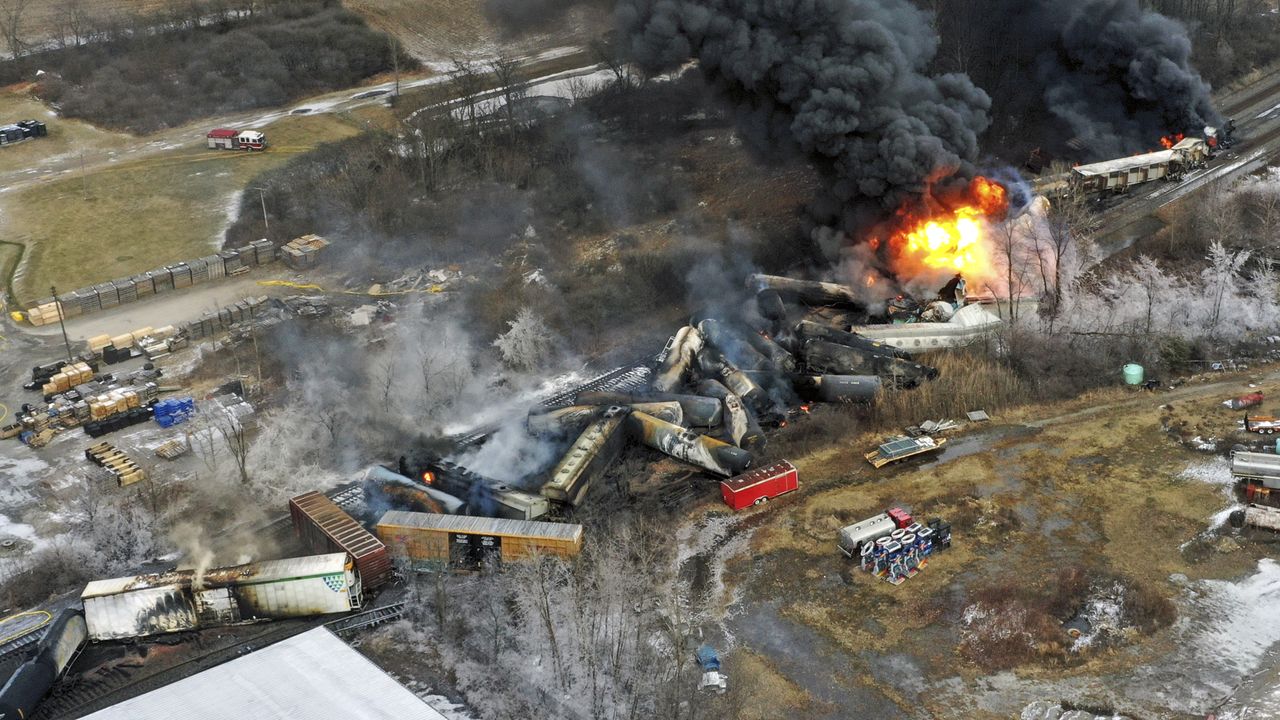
[80,553,361,641]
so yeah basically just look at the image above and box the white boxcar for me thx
[82,553,360,641]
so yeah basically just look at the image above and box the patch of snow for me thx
[1179,456,1233,485]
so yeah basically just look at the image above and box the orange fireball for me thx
[886,176,1009,280]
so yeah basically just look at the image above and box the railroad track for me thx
[33,618,323,720]
[325,601,406,636]
[450,364,653,447]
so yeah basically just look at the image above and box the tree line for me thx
[0,0,411,133]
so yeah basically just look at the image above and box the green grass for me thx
[0,88,126,177]
[8,112,366,304]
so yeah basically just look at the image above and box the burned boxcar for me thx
[376,510,583,570]
[1069,137,1210,195]
[80,553,361,641]
[289,491,394,591]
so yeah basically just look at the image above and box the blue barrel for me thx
[1122,364,1144,385]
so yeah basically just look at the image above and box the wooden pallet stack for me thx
[85,442,146,486]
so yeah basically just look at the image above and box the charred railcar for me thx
[80,553,361,642]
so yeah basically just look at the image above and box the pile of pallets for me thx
[85,442,146,486]
[154,438,189,460]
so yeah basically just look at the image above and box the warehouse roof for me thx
[82,553,350,598]
[1072,149,1174,177]
[81,628,448,720]
[378,510,584,542]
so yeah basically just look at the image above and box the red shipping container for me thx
[720,460,798,510]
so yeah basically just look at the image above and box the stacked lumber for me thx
[86,441,146,486]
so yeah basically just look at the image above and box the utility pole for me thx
[51,285,74,364]
[254,186,269,234]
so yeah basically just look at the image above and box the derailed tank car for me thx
[0,609,87,720]
[81,553,361,642]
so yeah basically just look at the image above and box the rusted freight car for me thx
[377,510,583,570]
[289,491,393,590]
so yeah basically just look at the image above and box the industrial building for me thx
[80,628,448,720]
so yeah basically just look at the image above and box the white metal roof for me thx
[82,553,349,599]
[1072,149,1173,177]
[81,627,448,720]
[378,510,583,542]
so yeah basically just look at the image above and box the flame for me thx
[421,471,435,485]
[886,176,1008,280]
[1159,133,1185,150]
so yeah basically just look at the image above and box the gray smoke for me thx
[1013,0,1219,157]
[616,0,991,221]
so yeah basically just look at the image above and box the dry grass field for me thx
[345,0,611,60]
[723,369,1275,717]
[2,107,366,302]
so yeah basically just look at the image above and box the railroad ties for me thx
[85,442,146,487]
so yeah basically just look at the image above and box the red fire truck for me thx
[720,460,797,510]
[206,128,267,151]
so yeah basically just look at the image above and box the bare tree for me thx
[0,0,29,60]
[489,55,526,142]
[55,0,90,47]
[590,37,637,91]
[1042,193,1098,332]
[450,58,485,133]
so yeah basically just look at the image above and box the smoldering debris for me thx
[392,272,955,513]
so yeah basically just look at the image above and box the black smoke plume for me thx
[616,0,992,226]
[948,0,1220,159]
